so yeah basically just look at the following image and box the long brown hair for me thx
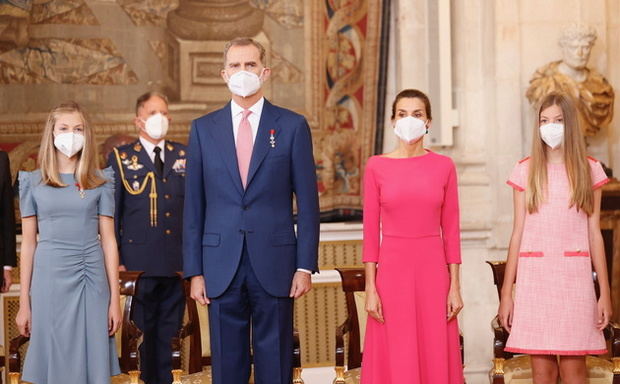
[527,93,592,214]
[39,101,105,189]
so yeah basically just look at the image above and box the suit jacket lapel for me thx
[209,103,244,196]
[246,100,278,189]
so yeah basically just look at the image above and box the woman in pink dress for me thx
[499,92,611,383]
[361,89,464,384]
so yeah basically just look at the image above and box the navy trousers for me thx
[132,276,185,384]
[208,240,294,384]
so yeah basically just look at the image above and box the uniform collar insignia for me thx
[127,155,144,171]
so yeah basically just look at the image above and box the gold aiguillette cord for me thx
[113,148,158,227]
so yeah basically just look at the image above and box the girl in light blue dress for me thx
[15,101,122,384]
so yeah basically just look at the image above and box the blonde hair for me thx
[527,93,593,214]
[39,101,105,189]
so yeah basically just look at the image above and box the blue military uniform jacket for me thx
[108,139,186,277]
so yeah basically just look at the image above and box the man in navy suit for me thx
[108,92,185,384]
[183,37,320,384]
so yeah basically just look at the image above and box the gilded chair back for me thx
[172,280,212,375]
[487,261,506,298]
[117,271,144,374]
[335,268,366,370]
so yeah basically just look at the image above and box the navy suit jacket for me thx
[183,100,320,298]
[108,140,186,277]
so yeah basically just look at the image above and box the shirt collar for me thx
[231,97,265,118]
[139,136,165,154]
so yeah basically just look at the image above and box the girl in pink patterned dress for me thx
[499,92,611,383]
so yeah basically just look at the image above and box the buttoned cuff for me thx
[296,268,312,274]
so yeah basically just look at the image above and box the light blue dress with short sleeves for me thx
[18,168,121,384]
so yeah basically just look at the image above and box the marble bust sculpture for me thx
[526,23,614,137]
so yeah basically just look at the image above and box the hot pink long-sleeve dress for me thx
[360,151,464,384]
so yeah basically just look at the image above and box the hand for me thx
[2,269,12,292]
[498,295,514,332]
[447,286,463,321]
[597,295,612,331]
[289,271,312,299]
[118,265,127,272]
[16,305,31,337]
[190,275,209,305]
[365,288,384,324]
[108,300,122,336]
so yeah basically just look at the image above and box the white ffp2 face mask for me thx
[226,70,263,98]
[143,113,169,140]
[393,116,427,143]
[539,123,564,149]
[54,132,85,158]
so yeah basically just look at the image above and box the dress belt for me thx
[382,233,440,239]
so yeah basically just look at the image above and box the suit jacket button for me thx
[165,194,170,199]
[163,178,167,183]
[128,239,133,243]
[165,212,171,217]
[243,205,249,210]
[165,229,171,235]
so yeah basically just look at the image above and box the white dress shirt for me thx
[230,97,264,145]
[229,98,311,275]
[139,136,166,164]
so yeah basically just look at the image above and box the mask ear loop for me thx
[258,67,266,83]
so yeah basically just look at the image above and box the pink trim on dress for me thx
[506,180,524,191]
[593,178,610,190]
[519,252,543,257]
[505,347,607,356]
[563,251,589,257]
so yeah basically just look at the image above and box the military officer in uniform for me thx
[107,91,186,384]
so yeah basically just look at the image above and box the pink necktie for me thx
[236,109,253,188]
